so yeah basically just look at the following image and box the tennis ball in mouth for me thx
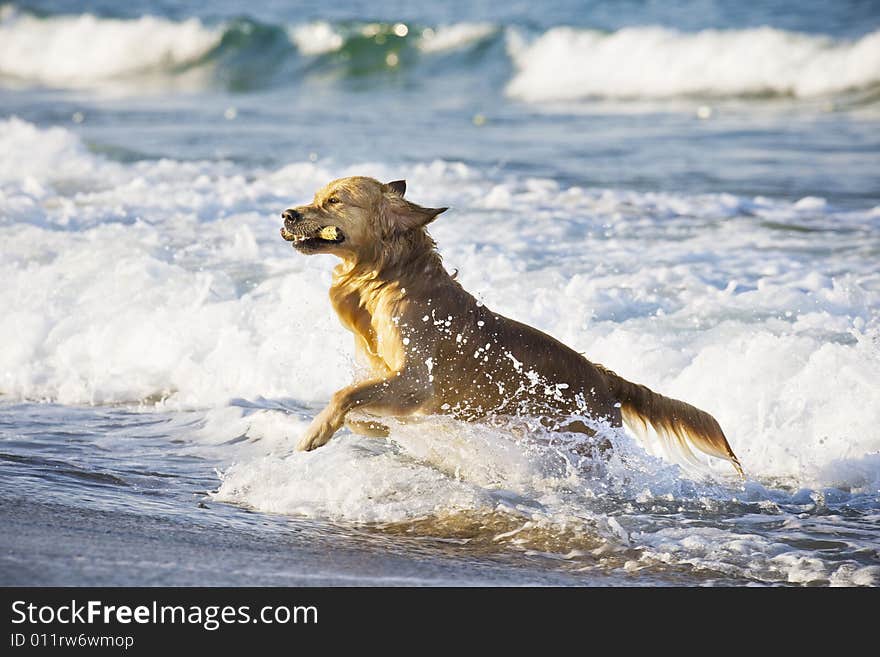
[319,226,339,240]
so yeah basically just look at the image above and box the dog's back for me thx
[401,277,742,475]
[428,288,620,423]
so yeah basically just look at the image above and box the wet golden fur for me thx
[280,176,742,475]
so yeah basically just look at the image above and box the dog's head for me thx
[280,176,446,261]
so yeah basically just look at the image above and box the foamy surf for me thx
[287,20,497,56]
[206,404,879,585]
[507,25,880,101]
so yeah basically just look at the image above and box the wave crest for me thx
[507,25,880,101]
[0,5,221,85]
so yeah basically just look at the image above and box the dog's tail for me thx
[597,365,743,477]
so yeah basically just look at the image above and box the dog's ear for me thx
[386,180,407,197]
[383,192,447,231]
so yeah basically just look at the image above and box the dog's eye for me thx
[327,197,341,205]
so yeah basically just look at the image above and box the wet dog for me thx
[280,176,742,475]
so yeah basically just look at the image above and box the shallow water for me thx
[1,0,879,586]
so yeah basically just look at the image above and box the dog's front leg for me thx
[297,375,428,451]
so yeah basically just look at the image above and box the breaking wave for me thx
[3,4,877,103]
[506,25,880,101]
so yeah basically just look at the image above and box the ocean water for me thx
[1,0,879,586]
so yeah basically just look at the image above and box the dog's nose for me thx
[282,209,302,222]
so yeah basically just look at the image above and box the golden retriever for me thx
[280,176,742,476]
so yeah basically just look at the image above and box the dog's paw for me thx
[296,419,334,451]
[296,432,322,451]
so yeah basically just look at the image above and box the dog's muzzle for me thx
[280,209,345,250]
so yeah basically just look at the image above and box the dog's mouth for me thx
[280,223,345,251]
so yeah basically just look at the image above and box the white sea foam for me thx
[417,23,496,53]
[634,525,880,585]
[2,118,879,583]
[287,21,344,56]
[286,20,496,56]
[507,25,880,101]
[0,6,220,86]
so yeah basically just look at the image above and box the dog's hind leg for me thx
[551,417,614,457]
[556,418,596,436]
[345,417,390,438]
